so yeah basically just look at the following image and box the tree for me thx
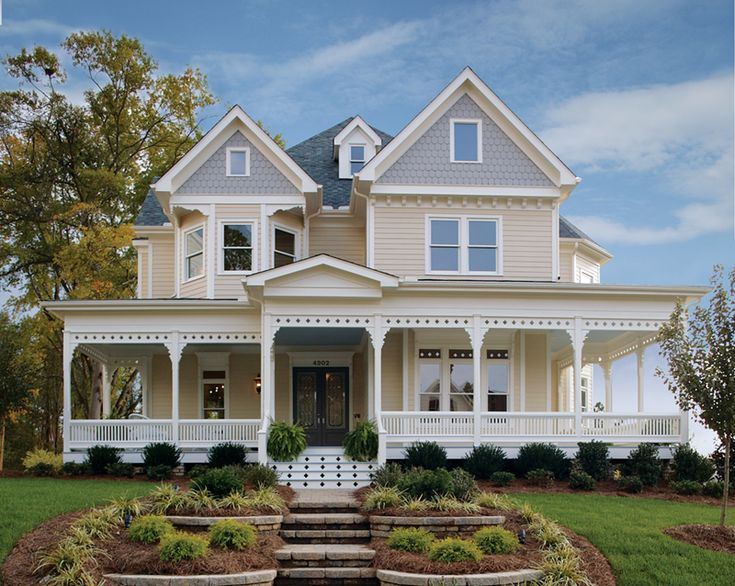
[657,265,735,526]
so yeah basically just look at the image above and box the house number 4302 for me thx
[312,360,330,366]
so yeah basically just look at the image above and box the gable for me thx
[377,94,554,187]
[176,130,300,195]
[267,266,383,298]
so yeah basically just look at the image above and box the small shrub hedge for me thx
[106,462,135,477]
[387,527,435,553]
[208,442,248,468]
[569,470,595,491]
[398,468,453,500]
[574,441,610,480]
[244,463,279,489]
[129,515,174,544]
[623,443,662,486]
[670,480,703,495]
[702,480,733,498]
[143,442,182,469]
[672,444,715,483]
[462,444,506,479]
[428,537,483,563]
[208,519,257,550]
[191,466,245,497]
[86,445,122,475]
[473,526,519,555]
[267,421,307,461]
[618,475,643,494]
[159,532,209,562]
[449,468,478,501]
[342,420,378,462]
[516,443,569,479]
[404,441,447,470]
[526,468,554,487]
[372,462,403,487]
[146,464,174,480]
[61,461,90,476]
[490,471,515,487]
[22,449,63,476]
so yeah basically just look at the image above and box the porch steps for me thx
[271,448,376,489]
[279,513,371,544]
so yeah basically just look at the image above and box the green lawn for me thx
[512,492,735,586]
[0,477,154,564]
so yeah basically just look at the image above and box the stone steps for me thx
[280,513,370,543]
[276,544,375,568]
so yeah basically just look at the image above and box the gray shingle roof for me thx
[286,118,393,209]
[559,216,595,242]
[134,187,169,226]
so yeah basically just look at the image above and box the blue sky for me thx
[0,0,732,451]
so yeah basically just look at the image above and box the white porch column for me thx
[568,319,587,438]
[602,361,613,412]
[467,317,486,446]
[167,332,182,444]
[366,343,374,420]
[636,347,645,413]
[62,331,73,455]
[370,316,387,463]
[101,363,112,419]
[258,317,274,464]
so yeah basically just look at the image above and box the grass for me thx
[0,478,154,564]
[512,492,735,586]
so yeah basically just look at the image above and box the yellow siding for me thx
[180,211,207,298]
[137,247,149,298]
[373,205,553,280]
[274,354,290,422]
[309,216,365,265]
[524,333,548,411]
[151,354,171,419]
[352,351,367,425]
[179,355,198,418]
[381,330,403,411]
[271,210,303,233]
[229,353,261,418]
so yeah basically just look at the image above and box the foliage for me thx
[618,475,643,494]
[61,461,90,476]
[623,444,662,486]
[342,420,378,461]
[671,444,715,483]
[710,440,735,482]
[427,537,483,563]
[516,443,569,479]
[208,519,257,550]
[182,488,219,513]
[128,515,174,544]
[574,441,610,481]
[244,463,279,489]
[22,448,62,475]
[237,487,286,513]
[362,486,405,511]
[527,468,555,487]
[191,466,245,497]
[267,421,307,461]
[387,527,435,553]
[657,266,735,525]
[569,470,596,491]
[107,495,147,521]
[449,467,478,501]
[398,467,453,500]
[404,441,447,470]
[71,509,117,540]
[106,462,135,477]
[490,471,515,487]
[207,442,247,468]
[702,480,729,498]
[474,492,517,512]
[536,542,593,586]
[472,526,519,554]
[143,442,182,469]
[146,464,174,480]
[429,494,481,513]
[528,516,568,550]
[159,532,209,562]
[36,536,102,584]
[148,483,188,514]
[372,462,403,487]
[669,480,703,495]
[85,445,122,475]
[462,444,507,479]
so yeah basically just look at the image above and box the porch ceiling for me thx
[274,326,365,346]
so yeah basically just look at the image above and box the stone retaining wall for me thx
[376,568,544,586]
[369,515,505,538]
[104,569,277,585]
[166,515,282,535]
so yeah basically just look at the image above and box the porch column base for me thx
[377,431,387,465]
[257,428,268,465]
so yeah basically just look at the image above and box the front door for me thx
[292,367,349,446]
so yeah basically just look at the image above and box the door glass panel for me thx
[203,383,225,419]
[325,372,345,428]
[295,373,317,428]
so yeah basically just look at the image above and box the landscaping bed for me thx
[663,524,735,554]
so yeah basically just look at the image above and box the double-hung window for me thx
[450,119,482,162]
[449,349,474,411]
[184,227,204,280]
[273,227,297,268]
[222,223,253,272]
[349,145,365,174]
[486,350,509,412]
[428,217,499,274]
[418,349,441,411]
[226,147,250,176]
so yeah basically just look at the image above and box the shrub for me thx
[372,462,403,487]
[129,515,174,544]
[106,462,135,478]
[22,449,62,476]
[711,441,735,482]
[490,471,515,487]
[35,537,101,582]
[449,468,478,501]
[149,483,188,514]
[387,527,435,553]
[428,538,483,563]
[623,444,662,486]
[191,466,245,497]
[267,421,307,461]
[475,492,517,512]
[618,475,643,494]
[244,463,279,489]
[182,488,218,513]
[61,461,90,476]
[207,442,248,468]
[241,487,287,513]
[574,441,610,481]
[670,480,703,495]
[569,470,595,491]
[671,444,715,483]
[404,441,447,470]
[515,443,569,479]
[430,494,481,513]
[143,442,182,469]
[528,516,568,550]
[526,468,554,487]
[702,480,732,498]
[342,420,378,462]
[72,510,117,540]
[473,526,519,554]
[208,519,257,550]
[107,496,146,521]
[462,444,506,479]
[146,464,174,480]
[85,445,122,475]
[363,486,404,510]
[159,532,209,562]
[537,543,591,586]
[398,468,453,499]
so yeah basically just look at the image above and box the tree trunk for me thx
[89,360,103,419]
[721,436,731,527]
[0,416,5,473]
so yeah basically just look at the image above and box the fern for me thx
[342,420,378,461]
[267,421,307,461]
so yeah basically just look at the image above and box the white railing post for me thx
[258,316,274,465]
[567,319,587,439]
[166,332,182,444]
[371,316,387,464]
[636,346,645,413]
[101,362,112,419]
[62,331,73,457]
[602,360,613,412]
[467,317,486,446]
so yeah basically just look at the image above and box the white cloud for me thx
[3,18,76,38]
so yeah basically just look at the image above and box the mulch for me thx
[663,524,735,554]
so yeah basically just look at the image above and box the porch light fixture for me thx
[254,374,262,394]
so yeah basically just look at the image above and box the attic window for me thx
[451,119,482,163]
[226,147,250,176]
[350,145,365,174]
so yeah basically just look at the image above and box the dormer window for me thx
[450,119,482,163]
[350,145,365,174]
[184,227,204,280]
[226,147,250,176]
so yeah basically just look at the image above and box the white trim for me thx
[197,353,230,419]
[225,146,250,177]
[174,217,181,297]
[260,205,268,272]
[334,116,382,147]
[402,329,409,412]
[449,118,482,163]
[182,224,205,283]
[519,330,526,411]
[218,220,257,275]
[206,214,215,298]
[545,331,552,411]
[367,200,375,268]
[370,184,562,197]
[425,215,503,276]
[551,204,559,281]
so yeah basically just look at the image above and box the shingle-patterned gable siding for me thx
[377,94,554,187]
[176,131,300,195]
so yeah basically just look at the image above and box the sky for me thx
[0,0,732,452]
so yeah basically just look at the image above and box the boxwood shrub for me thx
[428,537,483,563]
[526,468,554,487]
[462,444,506,479]
[208,442,248,468]
[404,441,447,470]
[387,527,435,553]
[398,468,453,499]
[191,466,245,497]
[208,519,257,550]
[623,444,662,486]
[574,441,610,480]
[569,470,595,491]
[473,526,518,554]
[671,444,715,483]
[669,479,703,495]
[490,471,515,487]
[129,515,174,544]
[515,443,569,479]
[159,532,209,562]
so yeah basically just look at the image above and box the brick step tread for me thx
[284,513,367,524]
[280,529,371,539]
[277,568,376,579]
[276,544,375,561]
[289,507,358,514]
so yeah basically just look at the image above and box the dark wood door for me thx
[292,367,349,446]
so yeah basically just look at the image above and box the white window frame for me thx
[272,223,299,268]
[425,215,502,276]
[486,358,510,412]
[450,118,482,163]
[182,225,205,283]
[349,143,366,175]
[198,362,229,419]
[226,146,250,177]
[219,220,256,275]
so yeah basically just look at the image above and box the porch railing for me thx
[382,412,474,442]
[580,414,680,440]
[179,419,260,447]
[481,412,576,439]
[68,419,173,448]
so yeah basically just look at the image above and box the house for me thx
[46,67,707,486]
